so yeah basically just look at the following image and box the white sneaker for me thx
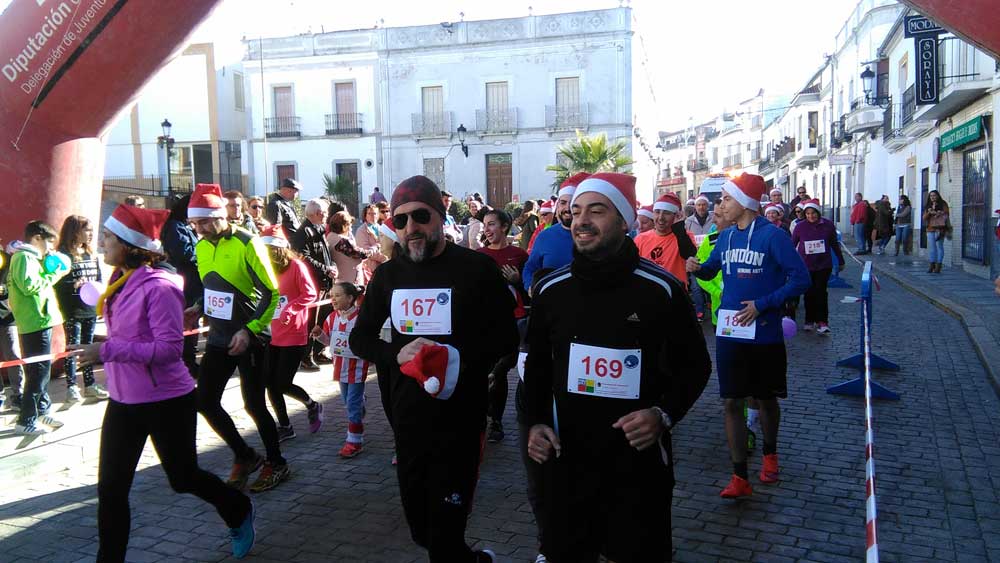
[817,323,831,334]
[802,323,815,332]
[83,384,109,400]
[535,554,548,563]
[37,415,64,429]
[66,386,82,402]
[15,423,49,436]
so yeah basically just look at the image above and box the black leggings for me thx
[197,342,286,465]
[804,268,832,324]
[267,344,312,427]
[97,392,250,562]
[488,352,517,422]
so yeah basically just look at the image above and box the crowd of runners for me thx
[0,168,856,562]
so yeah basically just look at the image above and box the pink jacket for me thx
[101,266,195,405]
[270,258,318,346]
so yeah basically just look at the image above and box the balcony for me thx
[758,155,775,175]
[411,111,454,139]
[844,96,887,134]
[750,147,762,163]
[475,108,518,135]
[900,84,935,138]
[658,176,686,188]
[774,136,796,164]
[545,104,590,132]
[829,117,853,149]
[917,37,995,122]
[325,113,363,136]
[722,153,743,170]
[687,158,709,172]
[796,139,820,167]
[265,116,301,139]
[883,102,908,152]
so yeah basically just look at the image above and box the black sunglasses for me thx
[249,205,263,210]
[391,208,432,229]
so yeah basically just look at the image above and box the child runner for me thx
[312,282,370,458]
[262,225,324,441]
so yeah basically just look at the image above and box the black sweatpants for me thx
[804,268,832,324]
[267,344,311,427]
[396,430,484,562]
[488,352,517,422]
[97,392,251,562]
[197,341,286,465]
[518,418,546,543]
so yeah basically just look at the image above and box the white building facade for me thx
[242,8,633,210]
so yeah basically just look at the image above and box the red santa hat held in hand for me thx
[571,172,638,226]
[399,344,461,400]
[260,224,290,248]
[104,204,170,252]
[187,183,228,218]
[721,174,767,211]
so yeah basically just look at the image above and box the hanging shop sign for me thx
[939,116,983,152]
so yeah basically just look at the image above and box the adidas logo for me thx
[627,313,640,322]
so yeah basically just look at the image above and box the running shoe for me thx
[816,323,831,334]
[66,386,82,402]
[227,452,264,490]
[307,402,324,433]
[276,425,296,443]
[487,420,504,444]
[391,450,398,466]
[299,359,320,373]
[720,474,753,498]
[83,384,109,400]
[746,428,756,455]
[339,442,364,458]
[229,501,255,559]
[15,423,48,436]
[315,352,334,365]
[37,415,64,429]
[802,322,815,332]
[535,555,548,563]
[249,462,290,493]
[760,453,780,483]
[696,312,705,323]
[474,549,497,562]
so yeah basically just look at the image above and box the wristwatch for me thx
[651,407,673,430]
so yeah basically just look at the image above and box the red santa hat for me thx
[695,194,710,205]
[104,205,170,252]
[558,172,590,199]
[571,172,638,227]
[802,198,822,213]
[653,192,682,214]
[770,188,783,196]
[721,174,767,211]
[539,200,554,215]
[637,205,654,220]
[399,344,461,400]
[260,224,289,248]
[764,204,784,216]
[685,198,696,206]
[187,183,227,219]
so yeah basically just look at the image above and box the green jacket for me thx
[696,226,723,325]
[8,246,67,334]
[195,225,279,347]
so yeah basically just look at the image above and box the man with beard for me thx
[349,176,518,562]
[524,172,710,562]
[523,173,589,291]
[634,192,698,285]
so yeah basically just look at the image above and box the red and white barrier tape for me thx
[862,303,879,563]
[0,299,336,369]
[842,242,881,290]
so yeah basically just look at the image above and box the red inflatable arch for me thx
[0,0,222,242]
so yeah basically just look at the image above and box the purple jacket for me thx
[791,218,845,272]
[100,266,194,404]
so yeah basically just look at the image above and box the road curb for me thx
[869,262,1000,398]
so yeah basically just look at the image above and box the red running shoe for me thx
[339,442,364,458]
[760,453,780,483]
[720,474,753,498]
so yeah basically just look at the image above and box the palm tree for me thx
[545,131,634,189]
[322,173,359,217]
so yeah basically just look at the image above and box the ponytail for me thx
[335,282,364,306]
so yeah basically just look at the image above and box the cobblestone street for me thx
[1,270,999,562]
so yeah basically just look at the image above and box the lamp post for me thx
[157,118,175,198]
[860,66,875,106]
[456,123,468,157]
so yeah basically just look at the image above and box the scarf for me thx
[570,235,640,290]
[96,268,135,318]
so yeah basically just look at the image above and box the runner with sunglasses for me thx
[350,175,518,562]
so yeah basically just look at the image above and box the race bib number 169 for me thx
[567,343,641,399]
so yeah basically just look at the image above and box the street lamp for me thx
[860,66,875,105]
[456,123,468,157]
[157,118,176,198]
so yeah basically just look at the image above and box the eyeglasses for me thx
[250,205,263,210]
[391,208,432,229]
